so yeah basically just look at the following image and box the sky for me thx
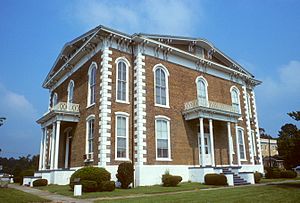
[0,0,299,158]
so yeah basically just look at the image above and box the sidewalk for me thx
[9,184,91,203]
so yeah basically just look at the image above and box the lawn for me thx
[97,182,300,203]
[260,176,300,183]
[0,188,49,203]
[36,182,216,199]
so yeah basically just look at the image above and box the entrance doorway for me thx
[198,133,212,166]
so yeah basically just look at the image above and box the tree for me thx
[259,128,272,139]
[288,111,300,121]
[277,112,300,169]
[0,117,6,127]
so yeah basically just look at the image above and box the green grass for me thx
[97,182,300,203]
[0,188,49,203]
[260,176,300,183]
[36,182,216,199]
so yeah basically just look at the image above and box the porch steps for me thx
[221,168,250,186]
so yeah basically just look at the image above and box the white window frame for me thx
[67,80,74,104]
[237,127,247,161]
[115,57,130,104]
[115,112,130,161]
[85,114,95,160]
[52,92,58,107]
[87,62,97,108]
[155,115,172,161]
[251,130,257,156]
[247,93,252,118]
[230,86,241,114]
[195,76,209,107]
[153,64,170,108]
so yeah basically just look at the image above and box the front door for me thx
[198,133,212,166]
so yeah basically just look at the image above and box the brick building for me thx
[34,26,263,186]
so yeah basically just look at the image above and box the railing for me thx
[184,99,239,114]
[51,102,80,113]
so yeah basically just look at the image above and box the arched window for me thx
[115,58,129,103]
[155,115,171,160]
[237,127,246,160]
[67,80,74,104]
[88,62,97,106]
[52,92,58,107]
[230,86,241,113]
[196,76,208,106]
[153,64,169,107]
[86,115,95,158]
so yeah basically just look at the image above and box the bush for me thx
[205,174,227,186]
[265,167,281,179]
[116,162,134,189]
[280,170,297,178]
[254,172,263,183]
[20,169,35,185]
[13,177,21,183]
[69,166,111,192]
[33,179,48,187]
[81,180,98,192]
[101,181,116,191]
[162,174,182,187]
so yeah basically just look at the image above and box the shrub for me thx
[254,171,263,183]
[13,177,21,183]
[205,174,227,186]
[33,179,48,187]
[102,181,116,191]
[280,170,297,178]
[116,162,134,189]
[162,174,182,187]
[265,167,281,179]
[20,169,35,185]
[69,166,111,191]
[81,180,98,192]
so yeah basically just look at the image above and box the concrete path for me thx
[9,179,300,203]
[9,184,91,203]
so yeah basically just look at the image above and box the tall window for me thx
[155,116,171,159]
[52,93,58,107]
[196,76,208,106]
[67,80,74,104]
[116,60,128,102]
[231,87,240,113]
[154,65,169,107]
[115,113,129,159]
[247,93,252,118]
[86,116,95,155]
[88,63,97,106]
[251,130,257,156]
[238,128,246,160]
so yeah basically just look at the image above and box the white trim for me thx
[153,64,170,108]
[54,121,61,169]
[67,80,74,104]
[155,116,171,161]
[115,112,129,161]
[87,62,97,107]
[237,126,247,161]
[230,86,241,114]
[115,57,130,103]
[86,115,95,156]
[195,76,209,107]
[247,93,252,118]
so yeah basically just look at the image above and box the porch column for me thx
[199,118,206,166]
[54,121,61,169]
[50,123,56,170]
[209,119,215,166]
[227,122,233,166]
[38,128,45,170]
[64,133,70,168]
[42,127,47,170]
[235,123,241,166]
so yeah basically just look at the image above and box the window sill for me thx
[116,100,130,105]
[240,159,247,162]
[154,104,170,109]
[115,158,131,161]
[84,159,94,163]
[86,103,96,109]
[156,158,173,162]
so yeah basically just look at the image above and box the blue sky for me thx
[0,0,299,158]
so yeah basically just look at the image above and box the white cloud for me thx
[67,0,203,36]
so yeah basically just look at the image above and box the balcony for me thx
[183,98,241,122]
[37,102,80,126]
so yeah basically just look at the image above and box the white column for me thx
[235,123,241,166]
[50,123,56,170]
[64,133,70,168]
[38,128,45,170]
[227,122,233,166]
[54,121,61,169]
[209,119,215,166]
[42,127,47,170]
[200,118,206,167]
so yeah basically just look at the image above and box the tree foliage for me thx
[0,155,39,176]
[288,111,300,121]
[259,128,273,139]
[277,123,300,169]
[0,117,6,127]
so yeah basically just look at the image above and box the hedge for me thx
[280,170,297,178]
[162,174,182,187]
[204,174,227,186]
[102,181,116,191]
[254,172,263,183]
[81,180,97,192]
[116,162,134,189]
[33,179,48,187]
